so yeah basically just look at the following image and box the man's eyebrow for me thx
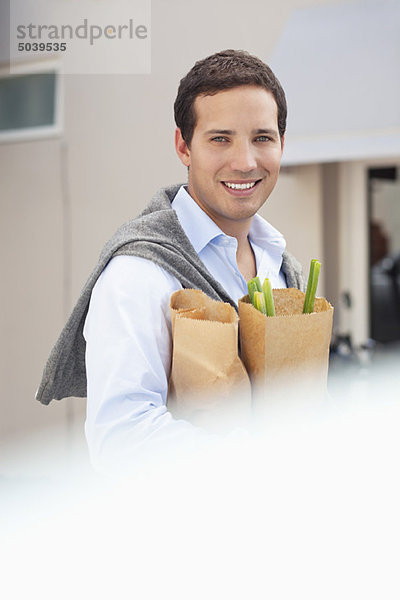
[204,129,235,135]
[254,128,279,136]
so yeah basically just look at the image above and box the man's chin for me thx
[220,208,259,224]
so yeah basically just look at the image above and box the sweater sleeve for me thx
[83,255,217,474]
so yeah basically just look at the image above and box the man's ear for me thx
[175,128,191,167]
[280,134,285,154]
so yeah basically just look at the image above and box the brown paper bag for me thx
[238,288,334,408]
[169,289,252,431]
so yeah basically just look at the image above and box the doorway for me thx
[368,166,400,344]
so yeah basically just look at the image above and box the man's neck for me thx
[211,214,251,244]
[236,233,257,281]
[210,217,257,282]
[218,221,257,281]
[182,186,257,280]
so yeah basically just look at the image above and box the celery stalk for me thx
[303,259,321,314]
[253,291,267,315]
[247,276,262,304]
[262,278,275,316]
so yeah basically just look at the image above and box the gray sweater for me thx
[36,183,305,405]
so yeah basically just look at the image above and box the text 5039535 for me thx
[18,42,67,51]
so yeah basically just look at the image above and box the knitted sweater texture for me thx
[36,184,305,405]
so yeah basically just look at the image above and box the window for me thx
[0,62,62,142]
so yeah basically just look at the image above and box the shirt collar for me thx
[249,213,286,253]
[171,185,226,253]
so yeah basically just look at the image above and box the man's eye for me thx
[211,136,228,142]
[255,135,271,142]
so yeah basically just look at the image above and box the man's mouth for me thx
[221,179,262,193]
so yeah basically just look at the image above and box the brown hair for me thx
[174,49,287,146]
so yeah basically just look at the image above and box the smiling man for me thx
[37,50,305,472]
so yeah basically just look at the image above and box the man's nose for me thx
[229,142,257,173]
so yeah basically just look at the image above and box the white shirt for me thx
[84,186,286,471]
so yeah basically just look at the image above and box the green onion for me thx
[303,259,321,314]
[253,291,267,315]
[262,278,275,317]
[247,276,262,305]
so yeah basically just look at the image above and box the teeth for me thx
[224,181,257,190]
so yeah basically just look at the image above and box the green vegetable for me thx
[247,276,262,305]
[303,259,321,314]
[253,291,267,315]
[247,276,276,316]
[262,278,275,317]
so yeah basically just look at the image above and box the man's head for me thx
[174,49,287,147]
[174,50,286,236]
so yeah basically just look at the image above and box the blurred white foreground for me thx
[1,357,399,600]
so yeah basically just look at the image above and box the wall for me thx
[0,140,69,442]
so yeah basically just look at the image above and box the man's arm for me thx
[84,255,215,473]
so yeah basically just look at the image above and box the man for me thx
[37,50,304,470]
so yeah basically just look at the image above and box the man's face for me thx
[175,85,284,234]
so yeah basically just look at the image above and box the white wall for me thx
[0,140,70,441]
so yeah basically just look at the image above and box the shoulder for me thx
[98,184,185,263]
[94,255,181,296]
[86,255,182,335]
